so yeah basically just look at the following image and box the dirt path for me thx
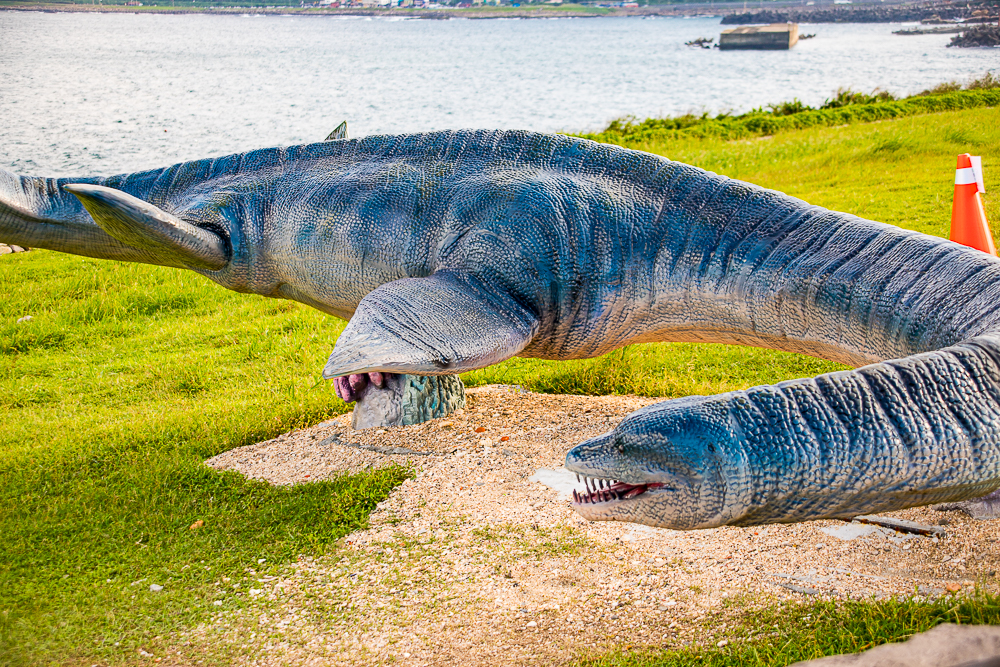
[184,386,999,666]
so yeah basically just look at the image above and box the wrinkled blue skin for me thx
[3,130,1000,530]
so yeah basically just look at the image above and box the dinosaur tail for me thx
[0,166,157,263]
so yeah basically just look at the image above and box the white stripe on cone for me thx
[957,157,987,193]
[956,167,977,186]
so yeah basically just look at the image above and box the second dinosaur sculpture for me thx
[2,129,999,529]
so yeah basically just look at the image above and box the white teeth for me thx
[573,476,646,506]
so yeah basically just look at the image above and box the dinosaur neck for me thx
[570,173,1000,369]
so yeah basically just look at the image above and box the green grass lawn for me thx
[2,105,998,665]
[583,593,1000,666]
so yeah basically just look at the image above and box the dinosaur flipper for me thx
[325,121,349,141]
[63,184,228,271]
[323,272,538,378]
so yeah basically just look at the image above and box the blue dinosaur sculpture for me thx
[2,130,999,529]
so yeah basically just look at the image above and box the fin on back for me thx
[63,184,228,271]
[325,121,349,142]
[323,272,538,378]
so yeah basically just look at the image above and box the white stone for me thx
[790,623,1000,666]
[528,468,577,500]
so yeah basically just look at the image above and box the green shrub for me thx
[582,75,1000,147]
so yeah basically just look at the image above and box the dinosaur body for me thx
[3,130,999,529]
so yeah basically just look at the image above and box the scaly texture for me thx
[3,129,1000,529]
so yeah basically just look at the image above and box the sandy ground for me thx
[178,386,1000,666]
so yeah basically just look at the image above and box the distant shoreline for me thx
[1,0,987,23]
[0,2,732,20]
[0,0,984,25]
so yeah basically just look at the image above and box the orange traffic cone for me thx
[950,153,994,256]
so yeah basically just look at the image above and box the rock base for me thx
[351,374,465,430]
[934,487,1000,520]
[0,243,29,255]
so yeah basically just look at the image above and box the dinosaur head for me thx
[564,397,749,530]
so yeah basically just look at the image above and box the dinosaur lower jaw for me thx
[571,475,665,506]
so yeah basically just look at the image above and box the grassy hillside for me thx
[1,105,998,664]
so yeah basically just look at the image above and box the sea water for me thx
[1,11,995,175]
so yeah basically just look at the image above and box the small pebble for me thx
[149,584,163,592]
[526,621,537,628]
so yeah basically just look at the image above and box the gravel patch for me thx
[188,385,1000,666]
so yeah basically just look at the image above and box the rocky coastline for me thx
[949,24,1000,47]
[721,2,997,24]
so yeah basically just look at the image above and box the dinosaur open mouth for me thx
[571,474,664,505]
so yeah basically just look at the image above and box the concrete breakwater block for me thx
[790,623,1000,666]
[351,374,465,430]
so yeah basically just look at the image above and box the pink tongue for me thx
[348,374,369,393]
[333,375,353,401]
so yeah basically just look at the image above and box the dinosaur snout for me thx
[565,398,746,530]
